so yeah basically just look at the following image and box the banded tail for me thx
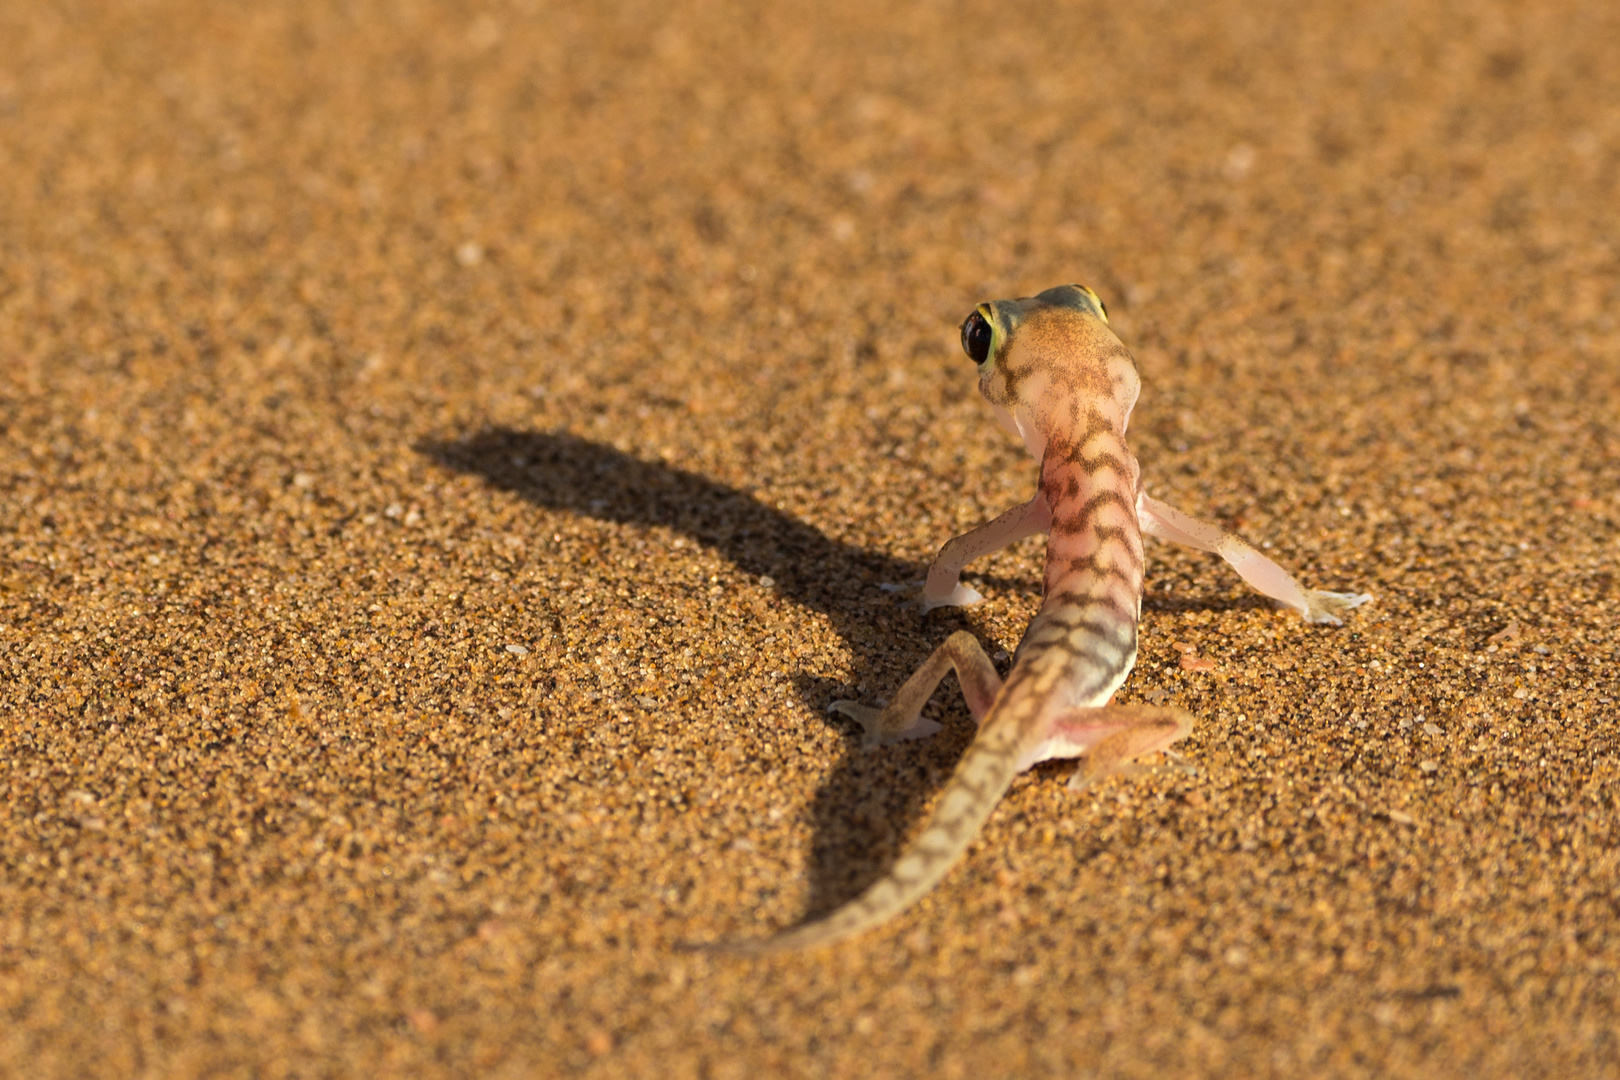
[720,716,1029,954]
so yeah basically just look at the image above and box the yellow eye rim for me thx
[1076,284,1109,323]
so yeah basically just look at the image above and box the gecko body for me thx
[726,284,1369,952]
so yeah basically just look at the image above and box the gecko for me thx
[722,283,1370,952]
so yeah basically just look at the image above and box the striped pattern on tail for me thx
[725,716,1030,953]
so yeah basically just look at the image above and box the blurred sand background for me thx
[3,0,1619,1076]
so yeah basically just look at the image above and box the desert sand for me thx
[3,1,1619,1076]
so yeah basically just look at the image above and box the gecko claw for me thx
[1301,590,1373,625]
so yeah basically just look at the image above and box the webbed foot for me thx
[1301,590,1373,625]
[829,700,943,747]
[880,580,985,614]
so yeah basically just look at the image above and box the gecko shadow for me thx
[1141,592,1280,616]
[419,427,1025,922]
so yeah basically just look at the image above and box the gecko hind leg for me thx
[1025,704,1195,793]
[829,630,1004,747]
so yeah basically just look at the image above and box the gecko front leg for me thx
[1137,492,1371,624]
[829,630,1004,745]
[889,495,1053,613]
[847,501,1049,742]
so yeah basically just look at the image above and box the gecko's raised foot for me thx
[828,699,942,747]
[880,580,985,613]
[1301,590,1373,625]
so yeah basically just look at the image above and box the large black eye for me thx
[960,311,992,364]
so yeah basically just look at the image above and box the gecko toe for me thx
[1302,590,1373,624]
[829,700,941,746]
[919,583,985,613]
[828,699,882,739]
[888,716,943,742]
[879,580,986,613]
[879,580,930,611]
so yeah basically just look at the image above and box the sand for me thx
[3,0,1619,1076]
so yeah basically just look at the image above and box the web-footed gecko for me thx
[725,284,1369,951]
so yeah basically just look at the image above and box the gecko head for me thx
[959,284,1137,459]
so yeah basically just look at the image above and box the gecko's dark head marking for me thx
[1034,283,1109,324]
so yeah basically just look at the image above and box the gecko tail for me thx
[705,723,1027,954]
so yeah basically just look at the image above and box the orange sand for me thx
[2,1,1618,1076]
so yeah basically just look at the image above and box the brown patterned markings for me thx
[1023,621,1069,645]
[1001,315,1135,401]
[1045,463,1134,506]
[1049,517,1144,563]
[1037,600,1136,641]
[1022,600,1138,656]
[1050,409,1113,455]
[1047,491,1135,535]
[1067,614,1135,646]
[1072,413,1124,454]
[1063,448,1131,482]
[996,310,1135,405]
[1043,430,1134,508]
[1032,603,1104,632]
[1042,584,1137,627]
[1090,523,1133,546]
[1057,550,1142,584]
[1015,632,1136,707]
